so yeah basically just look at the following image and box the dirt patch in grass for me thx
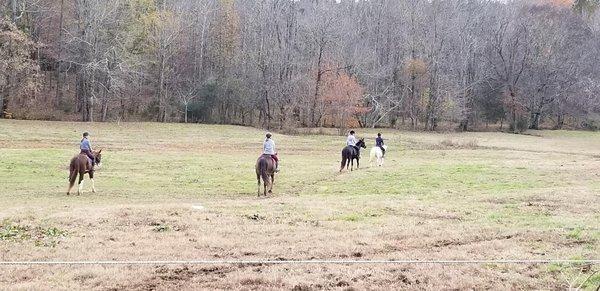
[1,120,599,289]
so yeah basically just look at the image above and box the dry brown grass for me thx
[0,120,599,290]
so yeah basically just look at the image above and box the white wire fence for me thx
[1,259,599,266]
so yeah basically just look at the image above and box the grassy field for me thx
[0,120,599,290]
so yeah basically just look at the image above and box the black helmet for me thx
[266,132,272,138]
[83,132,89,137]
[377,133,381,137]
[350,130,355,135]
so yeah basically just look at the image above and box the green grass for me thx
[0,119,599,289]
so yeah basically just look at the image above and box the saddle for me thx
[349,145,360,157]
[260,153,276,161]
[80,153,93,169]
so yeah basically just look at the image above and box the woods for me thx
[1,0,599,131]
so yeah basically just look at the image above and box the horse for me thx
[255,154,276,196]
[370,145,388,167]
[340,138,366,172]
[67,149,102,195]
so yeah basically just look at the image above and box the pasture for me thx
[0,120,599,290]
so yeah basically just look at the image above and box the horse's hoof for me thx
[268,190,272,194]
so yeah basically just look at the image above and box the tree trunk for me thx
[511,109,517,133]
[184,102,188,123]
[529,112,540,130]
[555,113,564,129]
[264,92,271,129]
[100,81,108,122]
[11,0,18,23]
[0,86,5,118]
[55,0,65,107]
[1,75,9,118]
[157,53,166,122]
[459,119,468,132]
[101,101,108,122]
[426,68,438,131]
[311,44,324,127]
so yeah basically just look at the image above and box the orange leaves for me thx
[319,63,368,127]
[404,58,428,77]
[214,0,240,65]
[536,0,574,7]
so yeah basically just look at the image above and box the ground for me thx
[0,120,599,290]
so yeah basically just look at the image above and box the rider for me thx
[346,130,358,147]
[80,132,95,168]
[264,132,279,173]
[376,132,385,157]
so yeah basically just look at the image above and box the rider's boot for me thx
[275,162,280,173]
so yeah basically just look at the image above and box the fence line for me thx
[1,259,599,266]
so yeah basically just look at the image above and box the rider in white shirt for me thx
[346,130,358,147]
[263,132,279,172]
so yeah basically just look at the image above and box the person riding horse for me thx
[346,130,358,147]
[341,130,366,172]
[263,132,279,172]
[376,133,385,157]
[80,132,95,169]
[256,132,279,196]
[68,132,102,195]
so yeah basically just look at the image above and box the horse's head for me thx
[357,138,367,149]
[94,149,103,167]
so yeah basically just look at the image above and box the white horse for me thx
[369,145,387,167]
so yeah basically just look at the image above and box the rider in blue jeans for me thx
[80,132,95,168]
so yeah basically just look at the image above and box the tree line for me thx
[1,0,599,132]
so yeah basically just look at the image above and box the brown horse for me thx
[255,154,275,197]
[67,149,102,195]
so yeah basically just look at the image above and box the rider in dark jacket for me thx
[376,133,385,157]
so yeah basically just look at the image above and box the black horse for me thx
[340,138,366,172]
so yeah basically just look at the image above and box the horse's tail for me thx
[68,157,78,187]
[340,149,348,171]
[259,157,271,187]
[369,147,376,163]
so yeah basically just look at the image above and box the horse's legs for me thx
[256,173,261,197]
[268,174,274,194]
[263,180,267,196]
[89,171,96,193]
[67,170,77,195]
[77,172,85,195]
[350,158,354,171]
[356,157,360,169]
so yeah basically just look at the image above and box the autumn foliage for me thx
[0,19,40,118]
[535,0,574,7]
[320,64,368,128]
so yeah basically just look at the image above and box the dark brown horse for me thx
[67,149,102,195]
[340,138,366,172]
[255,154,275,196]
